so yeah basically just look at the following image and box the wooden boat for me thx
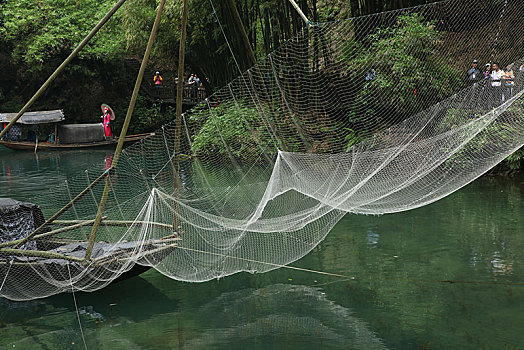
[0,110,154,151]
[0,133,154,151]
[0,198,180,300]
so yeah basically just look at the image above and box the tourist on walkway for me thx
[188,74,197,99]
[490,63,504,105]
[483,63,492,80]
[466,59,481,84]
[502,64,514,101]
[153,71,163,85]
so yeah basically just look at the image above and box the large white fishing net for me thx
[2,0,524,300]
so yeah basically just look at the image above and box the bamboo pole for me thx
[0,0,128,140]
[0,249,85,263]
[54,219,174,229]
[9,168,111,249]
[0,219,101,249]
[286,0,310,26]
[92,242,179,266]
[173,0,189,231]
[225,0,257,67]
[85,0,168,260]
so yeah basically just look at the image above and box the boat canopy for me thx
[0,110,65,124]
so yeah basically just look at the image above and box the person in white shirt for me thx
[490,63,503,87]
[490,63,504,104]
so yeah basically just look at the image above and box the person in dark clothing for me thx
[466,59,481,84]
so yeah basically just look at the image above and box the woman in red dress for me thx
[101,106,112,137]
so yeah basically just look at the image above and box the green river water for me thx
[0,147,523,349]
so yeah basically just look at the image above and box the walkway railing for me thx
[146,83,207,104]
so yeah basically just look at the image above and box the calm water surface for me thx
[0,147,523,349]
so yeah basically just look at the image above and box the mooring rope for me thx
[68,263,88,350]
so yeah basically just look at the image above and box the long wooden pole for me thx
[8,168,111,249]
[225,0,257,67]
[0,248,85,263]
[173,0,189,231]
[0,219,102,249]
[0,0,128,140]
[286,0,310,25]
[85,0,168,260]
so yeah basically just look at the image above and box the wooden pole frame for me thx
[287,0,311,26]
[173,0,189,231]
[7,168,112,249]
[85,0,168,260]
[225,0,257,67]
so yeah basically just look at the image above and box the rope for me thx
[208,0,244,76]
[0,259,13,293]
[175,245,355,279]
[490,0,509,63]
[174,245,524,287]
[68,264,88,350]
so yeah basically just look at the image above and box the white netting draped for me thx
[2,0,524,300]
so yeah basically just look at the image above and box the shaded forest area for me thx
[0,0,437,122]
[0,0,522,172]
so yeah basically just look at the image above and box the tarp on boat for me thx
[0,198,47,250]
[58,123,106,144]
[0,110,65,124]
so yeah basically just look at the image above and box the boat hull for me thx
[0,133,154,151]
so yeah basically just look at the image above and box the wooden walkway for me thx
[144,84,207,105]
[125,58,207,105]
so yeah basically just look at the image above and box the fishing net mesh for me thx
[2,0,524,300]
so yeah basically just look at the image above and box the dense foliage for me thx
[189,101,273,162]
[349,14,461,119]
[1,0,125,67]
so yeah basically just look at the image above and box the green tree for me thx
[189,101,273,162]
[349,13,461,121]
[1,0,125,68]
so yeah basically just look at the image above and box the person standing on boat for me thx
[101,106,112,138]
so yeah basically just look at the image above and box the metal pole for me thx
[0,0,128,140]
[173,0,189,231]
[85,0,168,260]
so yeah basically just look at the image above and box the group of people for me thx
[153,71,207,100]
[153,71,206,87]
[466,59,522,103]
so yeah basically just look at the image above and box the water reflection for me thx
[1,282,386,350]
[1,148,523,349]
[366,224,380,248]
[490,251,513,276]
[0,148,113,201]
[183,284,386,350]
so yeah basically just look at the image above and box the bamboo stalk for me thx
[0,248,85,263]
[225,0,257,67]
[85,0,168,260]
[53,219,174,229]
[0,0,128,140]
[173,0,189,231]
[286,0,310,25]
